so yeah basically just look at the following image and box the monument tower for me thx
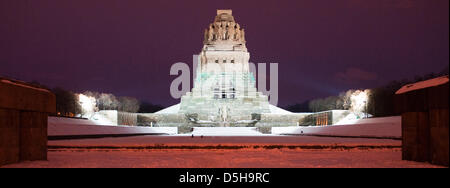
[178,10,271,125]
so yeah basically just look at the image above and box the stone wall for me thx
[0,78,55,166]
[137,113,187,127]
[95,110,118,125]
[395,79,449,166]
[257,113,310,127]
[94,110,138,126]
[118,111,137,126]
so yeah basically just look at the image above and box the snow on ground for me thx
[48,135,400,147]
[273,116,401,138]
[6,115,441,168]
[49,115,401,137]
[335,113,367,125]
[49,116,97,125]
[155,103,180,114]
[1,79,50,93]
[2,148,442,168]
[191,127,263,136]
[154,100,292,114]
[395,75,449,94]
[268,104,293,114]
[336,115,400,125]
[48,117,177,136]
[89,111,116,125]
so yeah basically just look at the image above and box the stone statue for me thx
[221,105,228,122]
[235,24,241,41]
[241,29,245,42]
[208,25,214,41]
[227,22,235,40]
[204,29,209,42]
[235,29,241,41]
[221,24,226,40]
[214,23,220,40]
[218,27,223,40]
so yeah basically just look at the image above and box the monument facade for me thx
[178,10,271,125]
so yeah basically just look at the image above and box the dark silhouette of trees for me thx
[52,87,81,116]
[5,79,159,115]
[286,100,310,112]
[138,102,164,113]
[367,68,448,117]
[289,67,449,117]
[118,96,140,113]
[307,95,348,112]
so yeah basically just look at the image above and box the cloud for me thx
[335,67,378,84]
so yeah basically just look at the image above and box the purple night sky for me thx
[1,0,448,107]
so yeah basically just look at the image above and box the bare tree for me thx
[98,93,119,110]
[52,87,81,116]
[118,96,140,113]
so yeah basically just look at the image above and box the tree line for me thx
[26,82,164,117]
[287,67,449,117]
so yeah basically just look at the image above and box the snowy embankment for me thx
[48,117,177,138]
[272,116,401,139]
[191,127,263,136]
[5,147,442,168]
[48,135,400,148]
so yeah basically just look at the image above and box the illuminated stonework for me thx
[178,10,271,125]
[151,9,308,129]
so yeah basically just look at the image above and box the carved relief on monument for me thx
[203,10,246,44]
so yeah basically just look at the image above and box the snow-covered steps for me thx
[191,127,264,136]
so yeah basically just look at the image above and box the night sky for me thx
[1,0,448,107]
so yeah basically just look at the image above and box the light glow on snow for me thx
[78,94,96,117]
[350,89,370,117]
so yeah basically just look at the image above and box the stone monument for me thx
[178,10,271,126]
[151,10,307,129]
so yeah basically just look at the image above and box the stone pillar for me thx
[0,78,55,166]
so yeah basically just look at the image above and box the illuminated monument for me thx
[85,10,356,130]
[179,10,271,125]
[153,10,307,128]
[90,9,346,130]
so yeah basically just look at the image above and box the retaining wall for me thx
[0,78,55,166]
